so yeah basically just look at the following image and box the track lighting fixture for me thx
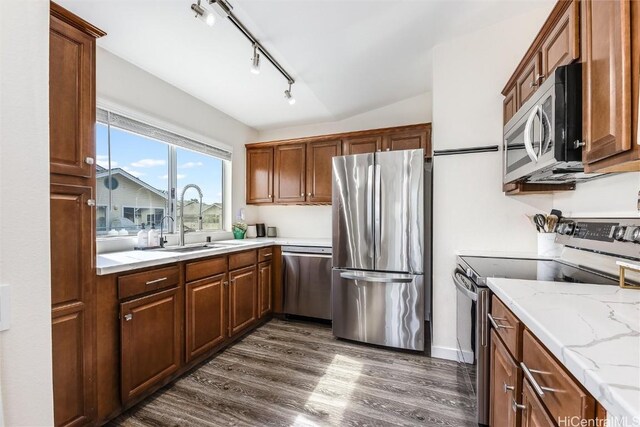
[250,44,260,75]
[190,0,297,104]
[191,1,215,26]
[284,83,296,105]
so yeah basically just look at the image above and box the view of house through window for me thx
[96,116,225,236]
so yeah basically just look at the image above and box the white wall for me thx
[249,92,433,237]
[430,6,555,360]
[0,0,54,425]
[96,48,259,226]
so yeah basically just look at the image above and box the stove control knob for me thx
[559,222,575,235]
[631,227,640,244]
[614,226,627,241]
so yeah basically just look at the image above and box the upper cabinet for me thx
[582,0,639,172]
[246,123,431,205]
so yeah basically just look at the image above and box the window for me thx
[96,109,230,236]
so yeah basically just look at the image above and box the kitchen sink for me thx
[155,244,231,253]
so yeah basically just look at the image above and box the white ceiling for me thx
[56,0,548,130]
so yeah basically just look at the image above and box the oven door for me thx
[453,268,477,364]
[504,84,559,184]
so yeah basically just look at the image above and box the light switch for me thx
[0,284,10,331]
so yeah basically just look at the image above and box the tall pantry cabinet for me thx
[49,3,105,426]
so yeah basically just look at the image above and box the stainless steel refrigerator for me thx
[332,149,426,351]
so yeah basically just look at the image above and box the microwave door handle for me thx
[524,106,540,162]
[540,109,550,157]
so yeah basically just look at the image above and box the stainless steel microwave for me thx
[503,63,602,184]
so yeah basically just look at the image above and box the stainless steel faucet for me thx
[179,184,203,247]
[159,215,175,248]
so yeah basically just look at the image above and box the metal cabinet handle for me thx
[512,398,526,413]
[300,193,304,197]
[307,192,312,197]
[264,253,272,257]
[124,314,133,321]
[529,81,537,88]
[573,140,585,149]
[223,281,229,286]
[520,362,557,397]
[145,277,167,285]
[87,199,96,207]
[385,148,390,151]
[504,382,515,393]
[487,313,514,330]
[85,157,95,165]
[268,194,272,198]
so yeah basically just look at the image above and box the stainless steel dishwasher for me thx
[282,246,333,320]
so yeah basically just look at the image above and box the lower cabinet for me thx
[120,287,181,403]
[258,261,273,317]
[185,273,227,363]
[228,265,258,336]
[490,330,521,427]
[521,380,556,427]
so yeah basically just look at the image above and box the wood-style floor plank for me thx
[110,319,476,427]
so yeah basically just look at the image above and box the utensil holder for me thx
[537,233,562,257]
[233,229,246,239]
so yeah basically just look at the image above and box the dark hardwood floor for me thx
[110,319,476,426]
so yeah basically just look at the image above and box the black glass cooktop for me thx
[460,256,619,286]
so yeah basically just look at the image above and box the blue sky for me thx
[97,124,223,204]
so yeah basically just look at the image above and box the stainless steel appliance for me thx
[332,149,426,351]
[283,246,332,320]
[455,217,640,426]
[503,63,603,184]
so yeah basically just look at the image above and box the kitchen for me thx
[0,0,639,426]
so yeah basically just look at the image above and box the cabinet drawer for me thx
[229,250,257,270]
[522,329,595,422]
[185,256,227,283]
[490,296,523,360]
[118,266,180,300]
[258,247,273,263]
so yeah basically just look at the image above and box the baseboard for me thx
[430,345,473,363]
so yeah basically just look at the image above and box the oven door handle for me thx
[452,270,477,302]
[524,105,540,162]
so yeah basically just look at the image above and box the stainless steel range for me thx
[454,217,640,426]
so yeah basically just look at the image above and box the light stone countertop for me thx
[487,277,640,426]
[96,237,331,275]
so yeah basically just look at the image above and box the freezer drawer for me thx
[283,250,332,320]
[332,269,425,351]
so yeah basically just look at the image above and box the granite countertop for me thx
[96,237,331,275]
[487,278,640,425]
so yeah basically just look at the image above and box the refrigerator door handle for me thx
[374,163,382,264]
[340,271,414,283]
[366,164,374,259]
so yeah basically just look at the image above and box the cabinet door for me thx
[50,183,96,427]
[246,147,274,204]
[503,85,518,125]
[50,15,96,179]
[342,135,382,155]
[582,0,633,164]
[541,0,580,78]
[521,380,556,427]
[306,139,341,203]
[120,287,180,403]
[185,274,226,363]
[258,261,272,318]
[516,53,542,108]
[229,266,258,336]
[274,144,306,203]
[383,128,431,157]
[490,330,521,427]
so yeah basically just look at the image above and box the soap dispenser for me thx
[148,223,159,248]
[137,223,148,248]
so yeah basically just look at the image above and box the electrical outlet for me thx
[0,284,10,331]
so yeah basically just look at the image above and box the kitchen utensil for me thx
[267,226,277,237]
[547,214,559,233]
[246,225,257,238]
[256,223,266,237]
[534,214,547,233]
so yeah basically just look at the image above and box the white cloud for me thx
[122,167,145,178]
[179,161,203,169]
[131,158,166,168]
[159,174,168,180]
[96,155,117,169]
[177,174,186,180]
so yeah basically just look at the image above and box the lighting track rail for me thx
[191,0,296,104]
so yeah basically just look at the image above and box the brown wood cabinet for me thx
[503,85,518,125]
[228,265,258,336]
[541,0,580,78]
[49,4,105,426]
[582,0,638,171]
[258,261,272,318]
[516,54,542,108]
[521,380,556,427]
[246,146,274,204]
[246,123,431,205]
[120,287,181,403]
[490,330,521,427]
[185,274,227,363]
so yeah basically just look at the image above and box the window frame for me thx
[95,102,232,238]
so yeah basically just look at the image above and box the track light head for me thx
[251,45,261,75]
[284,83,296,105]
[191,2,215,26]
